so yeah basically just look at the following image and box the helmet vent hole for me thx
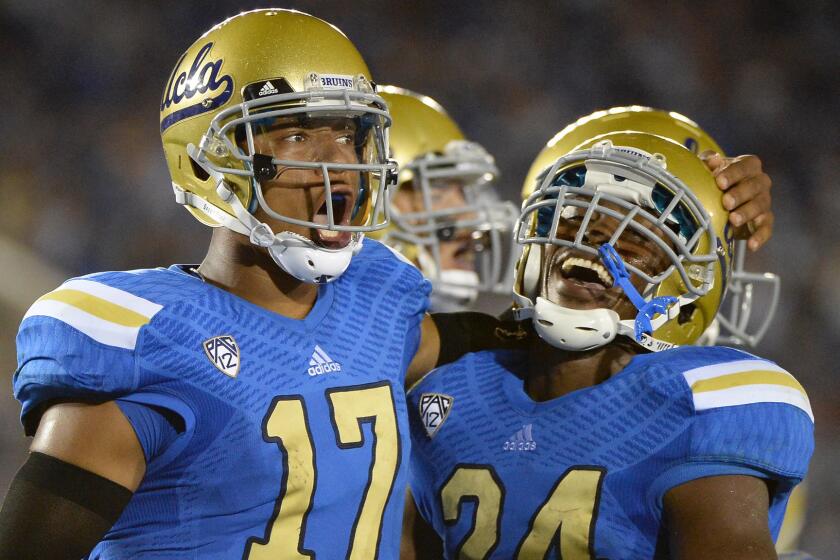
[307,259,315,267]
[189,156,210,182]
[538,319,553,327]
[576,327,597,332]
[678,303,697,325]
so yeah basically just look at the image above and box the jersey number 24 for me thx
[440,464,606,559]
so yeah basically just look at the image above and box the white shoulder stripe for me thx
[24,299,142,350]
[693,384,814,422]
[683,359,786,384]
[61,279,163,317]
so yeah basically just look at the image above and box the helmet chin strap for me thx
[513,243,687,353]
[529,298,619,351]
[179,143,362,284]
[172,181,361,285]
[219,182,363,284]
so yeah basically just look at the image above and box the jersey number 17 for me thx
[244,381,399,560]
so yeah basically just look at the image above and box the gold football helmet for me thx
[160,9,396,283]
[377,86,518,310]
[514,131,732,352]
[521,106,778,347]
[521,106,724,201]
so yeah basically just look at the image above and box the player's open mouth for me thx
[312,189,355,249]
[560,256,614,289]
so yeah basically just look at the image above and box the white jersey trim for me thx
[23,279,163,350]
[60,279,163,317]
[683,359,787,384]
[692,383,813,422]
[24,299,143,350]
[683,359,813,422]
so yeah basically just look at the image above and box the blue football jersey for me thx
[14,239,430,559]
[408,346,814,559]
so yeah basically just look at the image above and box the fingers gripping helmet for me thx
[520,106,778,347]
[514,132,732,352]
[160,9,397,284]
[375,86,518,310]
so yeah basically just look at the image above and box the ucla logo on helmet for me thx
[160,42,234,132]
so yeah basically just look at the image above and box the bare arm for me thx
[663,475,777,560]
[405,315,441,389]
[401,490,444,560]
[0,401,146,558]
[31,401,146,490]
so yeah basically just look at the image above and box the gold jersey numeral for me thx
[440,466,504,559]
[244,381,400,559]
[246,396,317,559]
[328,383,401,560]
[440,465,606,560]
[515,467,606,559]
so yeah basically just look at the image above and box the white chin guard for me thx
[174,179,364,285]
[430,269,480,312]
[231,187,364,285]
[531,297,619,351]
[263,231,363,284]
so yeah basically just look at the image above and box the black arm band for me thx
[432,311,532,367]
[0,452,133,559]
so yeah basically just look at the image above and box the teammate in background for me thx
[404,131,812,558]
[376,86,519,312]
[0,10,515,559]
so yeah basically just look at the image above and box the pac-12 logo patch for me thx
[203,335,240,378]
[419,393,453,438]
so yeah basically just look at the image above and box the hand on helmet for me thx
[700,152,773,251]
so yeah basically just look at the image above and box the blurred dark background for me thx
[0,0,837,554]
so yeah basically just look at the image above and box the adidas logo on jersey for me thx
[258,80,279,96]
[503,424,537,451]
[307,345,341,376]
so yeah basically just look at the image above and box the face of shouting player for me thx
[539,200,676,321]
[249,115,364,250]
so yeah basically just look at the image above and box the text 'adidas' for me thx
[308,345,342,376]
